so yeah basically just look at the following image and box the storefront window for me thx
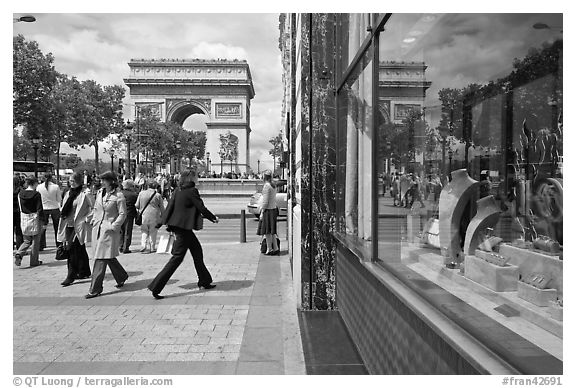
[336,45,374,255]
[337,13,373,75]
[370,13,562,358]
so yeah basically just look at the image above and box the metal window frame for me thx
[335,13,391,261]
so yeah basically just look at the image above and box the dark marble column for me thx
[300,14,337,310]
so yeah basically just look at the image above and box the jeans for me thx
[16,233,41,266]
[40,208,61,249]
[13,211,23,249]
[120,213,135,251]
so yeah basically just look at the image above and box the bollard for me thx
[240,209,247,243]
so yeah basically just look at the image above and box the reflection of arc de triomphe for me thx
[123,58,255,173]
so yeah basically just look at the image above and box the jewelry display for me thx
[476,250,510,267]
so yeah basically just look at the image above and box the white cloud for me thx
[188,42,249,61]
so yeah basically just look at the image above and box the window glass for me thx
[338,13,373,75]
[336,45,374,256]
[374,13,562,355]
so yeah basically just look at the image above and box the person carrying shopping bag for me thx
[14,176,47,267]
[85,171,129,299]
[148,168,219,299]
[135,180,164,253]
[57,172,93,287]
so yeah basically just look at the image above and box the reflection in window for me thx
[376,13,563,264]
[336,46,373,247]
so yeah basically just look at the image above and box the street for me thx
[13,215,303,375]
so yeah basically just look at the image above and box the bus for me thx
[13,160,55,178]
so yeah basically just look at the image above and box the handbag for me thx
[135,192,156,226]
[18,196,41,236]
[157,233,175,254]
[55,244,70,261]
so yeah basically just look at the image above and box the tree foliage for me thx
[13,35,57,137]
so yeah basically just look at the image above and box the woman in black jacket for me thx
[148,169,219,299]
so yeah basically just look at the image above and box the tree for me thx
[73,80,125,174]
[268,133,283,173]
[13,35,57,138]
[13,127,32,161]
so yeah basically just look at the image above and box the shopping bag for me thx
[20,212,41,236]
[157,233,174,254]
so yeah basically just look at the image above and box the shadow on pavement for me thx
[112,278,177,293]
[179,279,254,291]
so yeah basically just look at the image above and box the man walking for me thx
[120,179,138,254]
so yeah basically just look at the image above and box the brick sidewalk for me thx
[13,236,305,375]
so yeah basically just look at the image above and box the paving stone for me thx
[154,344,190,353]
[128,352,170,362]
[202,352,240,361]
[166,352,205,361]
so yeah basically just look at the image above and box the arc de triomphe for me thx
[123,58,255,174]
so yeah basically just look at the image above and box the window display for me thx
[335,12,563,364]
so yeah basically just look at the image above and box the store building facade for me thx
[279,13,563,374]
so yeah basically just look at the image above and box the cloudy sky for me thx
[13,13,284,170]
[11,7,567,171]
[379,13,563,125]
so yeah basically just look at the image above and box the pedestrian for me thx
[391,176,400,206]
[14,176,46,267]
[257,170,279,255]
[409,174,426,210]
[82,170,92,187]
[13,176,24,250]
[38,172,63,250]
[120,179,138,254]
[57,172,93,287]
[85,171,129,299]
[148,168,219,299]
[135,173,146,192]
[135,180,164,253]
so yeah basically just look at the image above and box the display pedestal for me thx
[548,303,563,322]
[439,169,479,264]
[499,244,563,296]
[517,281,557,307]
[463,195,501,255]
[464,254,519,292]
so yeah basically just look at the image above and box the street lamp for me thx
[175,141,181,173]
[257,159,260,174]
[206,152,211,175]
[32,137,41,178]
[438,127,449,179]
[13,15,36,23]
[110,148,116,174]
[124,120,133,178]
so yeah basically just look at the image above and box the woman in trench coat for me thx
[85,171,129,299]
[57,172,93,286]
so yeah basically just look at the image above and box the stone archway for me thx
[124,59,255,174]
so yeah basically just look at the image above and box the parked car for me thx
[247,179,288,219]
